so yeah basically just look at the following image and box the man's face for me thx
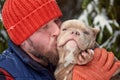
[25,18,61,66]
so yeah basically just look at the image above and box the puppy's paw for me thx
[77,49,94,65]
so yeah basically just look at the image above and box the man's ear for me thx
[20,39,33,52]
[20,40,28,48]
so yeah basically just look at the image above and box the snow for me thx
[1,30,8,40]
[0,13,8,41]
[93,9,113,34]
[78,0,120,48]
[100,31,120,48]
[110,0,114,6]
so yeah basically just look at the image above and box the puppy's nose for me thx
[71,31,80,35]
[76,31,80,35]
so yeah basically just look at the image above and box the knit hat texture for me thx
[2,0,62,45]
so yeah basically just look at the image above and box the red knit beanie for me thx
[2,0,62,45]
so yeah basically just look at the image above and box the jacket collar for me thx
[8,40,55,73]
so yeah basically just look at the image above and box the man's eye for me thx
[54,19,61,24]
[43,25,49,29]
[54,19,61,27]
[37,25,48,32]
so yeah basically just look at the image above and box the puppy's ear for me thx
[92,27,100,37]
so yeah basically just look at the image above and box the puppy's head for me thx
[57,19,99,64]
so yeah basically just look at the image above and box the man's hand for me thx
[73,48,120,80]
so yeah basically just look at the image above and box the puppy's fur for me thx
[55,19,99,80]
[55,19,120,80]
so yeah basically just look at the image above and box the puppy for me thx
[55,19,99,80]
[55,19,120,80]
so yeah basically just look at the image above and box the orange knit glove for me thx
[72,48,120,80]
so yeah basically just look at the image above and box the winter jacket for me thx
[0,40,56,80]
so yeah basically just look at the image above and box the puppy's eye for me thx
[83,31,89,35]
[62,28,67,31]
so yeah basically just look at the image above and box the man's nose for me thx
[51,24,60,37]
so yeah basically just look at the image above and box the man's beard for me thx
[30,49,59,66]
[27,38,59,66]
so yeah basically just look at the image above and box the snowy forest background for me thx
[0,0,120,59]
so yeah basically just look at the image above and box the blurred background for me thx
[0,0,120,59]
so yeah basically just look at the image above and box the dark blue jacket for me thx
[0,41,56,80]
